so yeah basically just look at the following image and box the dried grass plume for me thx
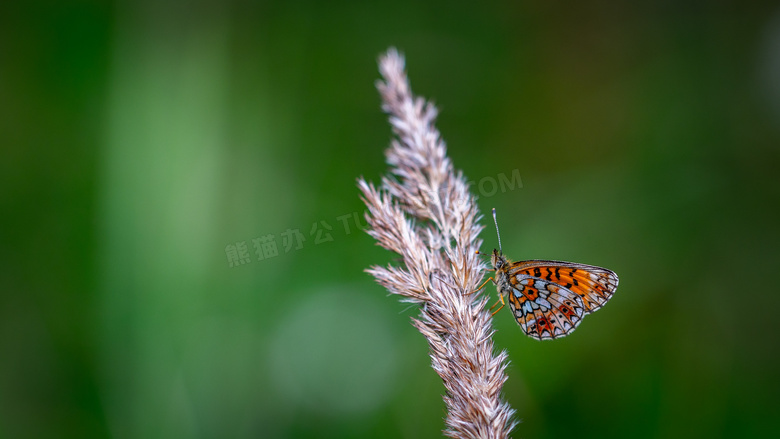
[358,48,516,438]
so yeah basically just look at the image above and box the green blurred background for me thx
[2,1,779,438]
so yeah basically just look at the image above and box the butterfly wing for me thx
[509,260,619,313]
[505,260,618,340]
[506,275,586,340]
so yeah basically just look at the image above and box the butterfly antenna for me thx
[492,208,503,253]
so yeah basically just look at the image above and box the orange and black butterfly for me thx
[477,208,618,340]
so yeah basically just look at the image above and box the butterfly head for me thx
[491,248,507,271]
[489,208,508,270]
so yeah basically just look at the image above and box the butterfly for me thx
[477,208,618,340]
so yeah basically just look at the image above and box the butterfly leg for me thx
[464,277,494,296]
[474,276,495,293]
[490,295,506,316]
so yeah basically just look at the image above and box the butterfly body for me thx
[488,249,618,340]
